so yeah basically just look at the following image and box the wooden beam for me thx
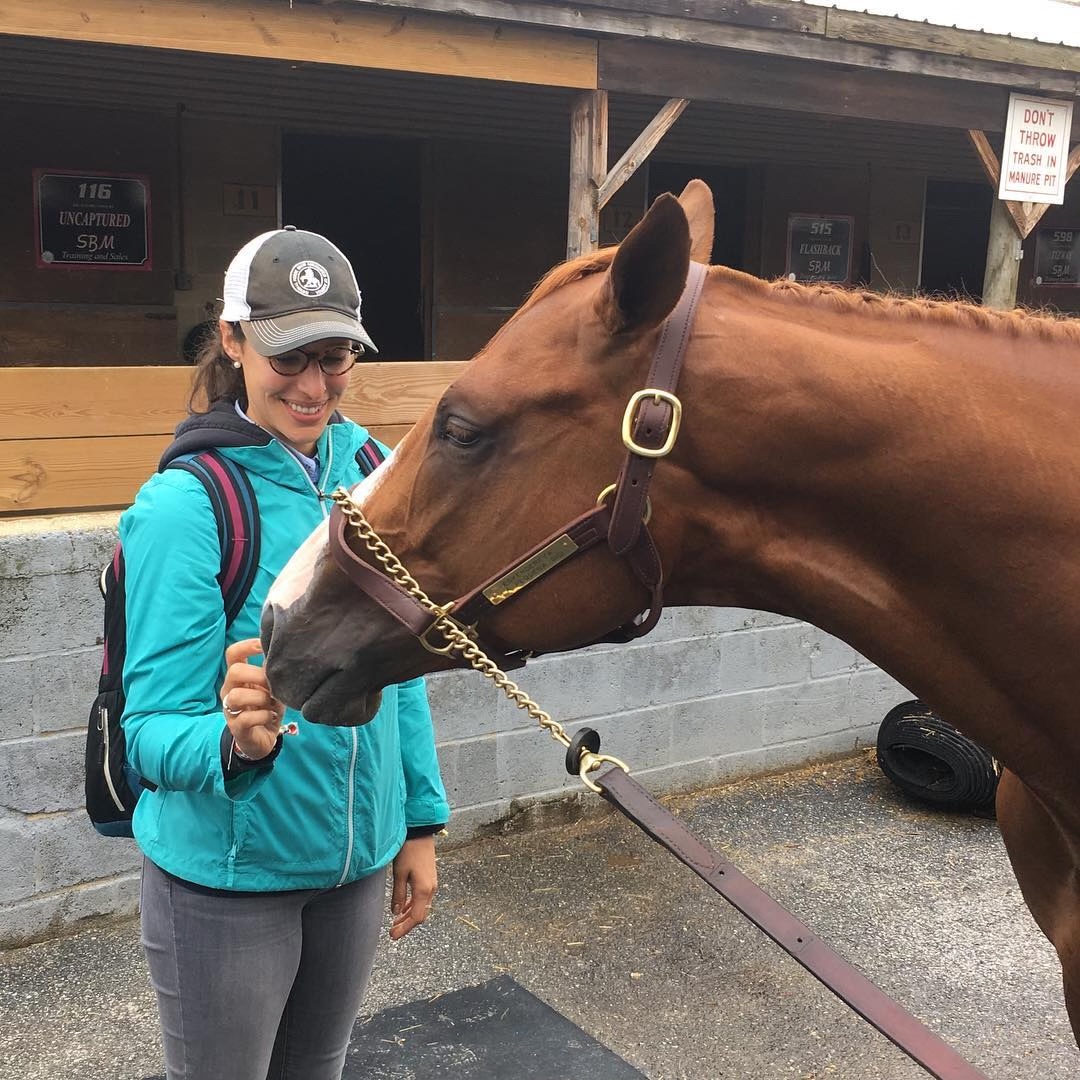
[598,98,689,210]
[0,0,598,89]
[0,434,172,514]
[967,130,1001,188]
[0,424,415,513]
[825,9,1080,76]
[567,90,608,259]
[599,39,1048,136]
[337,0,1080,94]
[967,131,1027,236]
[0,362,468,441]
[580,0,825,33]
[0,362,467,515]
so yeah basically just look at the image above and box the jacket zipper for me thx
[286,434,335,517]
[99,704,126,812]
[338,730,359,886]
[287,436,358,884]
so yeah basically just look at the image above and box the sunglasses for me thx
[265,344,363,377]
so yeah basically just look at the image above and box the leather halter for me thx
[327,261,709,668]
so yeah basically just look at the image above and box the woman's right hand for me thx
[220,638,286,760]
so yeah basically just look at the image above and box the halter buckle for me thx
[418,602,469,656]
[621,389,683,458]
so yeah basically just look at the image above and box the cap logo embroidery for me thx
[289,260,331,298]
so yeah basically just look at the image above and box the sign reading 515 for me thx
[785,214,855,284]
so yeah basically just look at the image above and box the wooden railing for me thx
[0,362,467,516]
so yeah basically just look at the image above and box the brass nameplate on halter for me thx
[482,535,580,605]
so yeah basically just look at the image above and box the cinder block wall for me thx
[0,515,903,948]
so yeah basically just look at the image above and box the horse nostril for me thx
[260,603,277,657]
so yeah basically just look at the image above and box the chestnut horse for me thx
[263,181,1080,1043]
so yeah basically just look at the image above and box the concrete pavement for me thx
[1,751,1076,1080]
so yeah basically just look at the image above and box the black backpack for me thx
[85,439,386,837]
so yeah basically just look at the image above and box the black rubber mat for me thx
[343,975,646,1078]
[143,975,644,1079]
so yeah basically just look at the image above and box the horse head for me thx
[262,181,718,726]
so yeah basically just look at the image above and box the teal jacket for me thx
[119,403,449,892]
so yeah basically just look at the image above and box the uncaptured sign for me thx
[999,94,1074,206]
[33,169,152,270]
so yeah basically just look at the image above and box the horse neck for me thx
[665,278,1080,801]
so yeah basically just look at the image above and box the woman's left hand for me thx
[389,835,437,940]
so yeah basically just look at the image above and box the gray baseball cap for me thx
[219,226,378,355]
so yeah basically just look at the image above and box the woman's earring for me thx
[232,360,242,369]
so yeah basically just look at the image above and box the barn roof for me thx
[817,0,1080,48]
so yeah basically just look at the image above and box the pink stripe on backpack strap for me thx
[201,454,247,593]
[359,440,382,473]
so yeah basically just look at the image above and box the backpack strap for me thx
[166,450,261,625]
[162,441,374,622]
[355,436,387,477]
[98,544,126,693]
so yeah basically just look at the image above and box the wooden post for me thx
[982,197,1023,310]
[567,90,608,259]
[597,98,689,210]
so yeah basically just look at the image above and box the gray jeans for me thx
[140,858,385,1080]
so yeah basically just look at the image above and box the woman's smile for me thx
[281,397,329,420]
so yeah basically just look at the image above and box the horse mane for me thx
[518,248,1080,346]
[517,247,619,315]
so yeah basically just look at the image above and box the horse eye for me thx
[441,415,481,447]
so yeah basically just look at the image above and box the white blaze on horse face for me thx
[266,446,398,612]
[266,515,331,612]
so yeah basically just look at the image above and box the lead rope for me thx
[329,487,993,1080]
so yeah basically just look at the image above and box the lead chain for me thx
[331,490,571,749]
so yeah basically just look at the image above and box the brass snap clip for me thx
[565,727,630,792]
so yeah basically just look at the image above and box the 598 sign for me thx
[34,169,152,270]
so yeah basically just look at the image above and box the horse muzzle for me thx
[260,601,385,727]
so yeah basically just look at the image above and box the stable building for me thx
[4,1,1080,512]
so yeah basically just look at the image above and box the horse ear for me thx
[597,192,690,334]
[678,179,714,264]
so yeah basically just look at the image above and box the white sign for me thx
[999,93,1074,205]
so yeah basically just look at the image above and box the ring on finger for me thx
[223,693,244,717]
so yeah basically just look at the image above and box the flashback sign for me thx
[785,214,854,284]
[999,94,1074,205]
[34,170,151,269]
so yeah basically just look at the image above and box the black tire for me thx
[875,700,999,813]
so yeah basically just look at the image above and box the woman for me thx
[120,227,449,1080]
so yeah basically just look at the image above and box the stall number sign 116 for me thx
[78,182,113,200]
